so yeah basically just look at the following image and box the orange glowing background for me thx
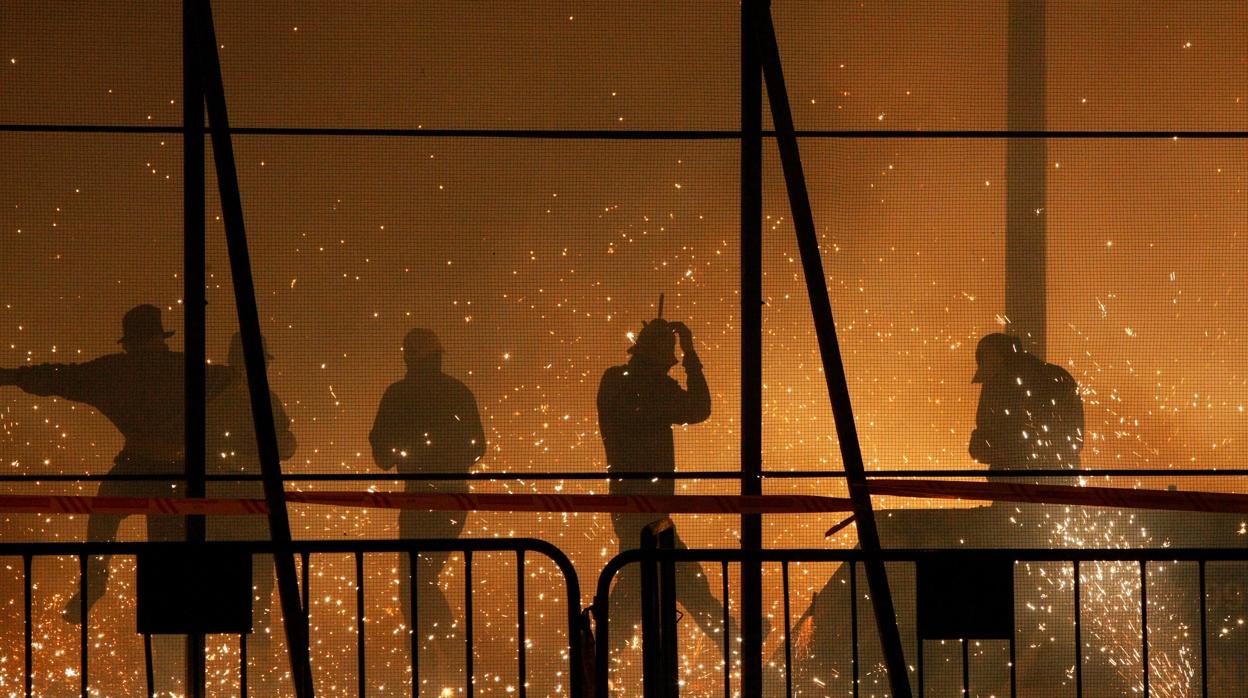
[2,2,1247,696]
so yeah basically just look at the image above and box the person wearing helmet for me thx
[598,314,734,657]
[204,331,298,662]
[0,304,231,622]
[370,328,485,663]
[970,332,1084,480]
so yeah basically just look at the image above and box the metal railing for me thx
[596,538,1248,698]
[0,538,585,698]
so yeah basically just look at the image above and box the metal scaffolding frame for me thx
[6,2,1245,696]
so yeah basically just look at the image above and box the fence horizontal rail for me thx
[597,545,1244,698]
[4,537,584,698]
[4,124,1248,139]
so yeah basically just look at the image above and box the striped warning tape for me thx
[1,479,1247,516]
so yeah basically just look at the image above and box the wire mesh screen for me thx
[2,2,1248,697]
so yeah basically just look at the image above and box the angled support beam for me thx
[182,1,207,695]
[756,11,913,698]
[739,1,766,696]
[192,2,314,695]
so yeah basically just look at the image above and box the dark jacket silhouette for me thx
[0,304,231,620]
[597,317,734,655]
[369,333,485,494]
[970,333,1084,475]
[598,319,710,497]
[370,328,483,671]
[206,332,297,479]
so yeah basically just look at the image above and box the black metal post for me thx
[640,519,678,698]
[182,2,208,694]
[192,2,314,695]
[755,11,912,697]
[740,1,765,696]
[1006,0,1047,357]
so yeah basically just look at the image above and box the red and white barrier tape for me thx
[1,479,1246,517]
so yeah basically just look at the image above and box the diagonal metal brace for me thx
[755,10,913,698]
[191,1,315,695]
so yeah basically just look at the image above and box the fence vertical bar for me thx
[1074,560,1082,696]
[79,554,87,698]
[465,550,475,698]
[145,634,155,697]
[410,550,419,698]
[1141,561,1149,698]
[356,551,366,697]
[1199,560,1208,698]
[782,561,793,698]
[658,530,679,698]
[961,639,970,697]
[1009,633,1016,698]
[516,550,527,698]
[23,554,32,698]
[850,561,859,698]
[721,560,731,698]
[240,633,248,698]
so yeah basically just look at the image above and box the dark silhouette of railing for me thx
[0,538,585,698]
[596,537,1248,698]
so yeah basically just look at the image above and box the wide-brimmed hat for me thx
[117,304,175,344]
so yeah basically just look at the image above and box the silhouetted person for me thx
[370,328,484,658]
[205,332,297,652]
[970,333,1084,480]
[0,305,230,621]
[598,316,732,657]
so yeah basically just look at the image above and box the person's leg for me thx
[400,510,466,692]
[62,512,123,623]
[608,513,653,660]
[670,523,739,648]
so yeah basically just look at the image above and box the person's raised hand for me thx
[668,321,694,354]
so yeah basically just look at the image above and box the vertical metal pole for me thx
[756,11,912,697]
[740,1,765,696]
[1006,0,1047,357]
[193,2,314,695]
[182,2,208,695]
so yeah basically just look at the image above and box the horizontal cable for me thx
[3,124,1248,139]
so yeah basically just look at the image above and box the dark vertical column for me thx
[193,2,314,695]
[740,1,765,696]
[1006,0,1046,357]
[756,12,912,697]
[182,2,208,696]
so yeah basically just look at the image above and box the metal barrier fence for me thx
[595,536,1248,698]
[0,538,585,698]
